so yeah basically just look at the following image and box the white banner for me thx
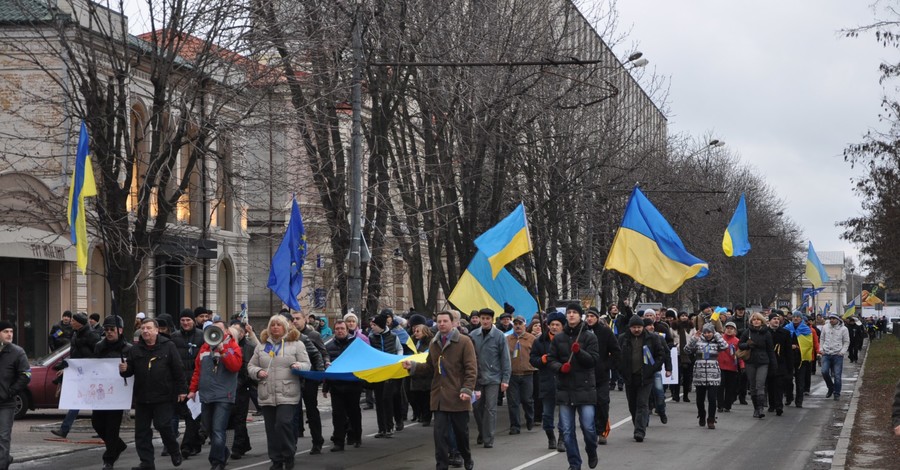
[59,358,134,410]
[662,347,679,385]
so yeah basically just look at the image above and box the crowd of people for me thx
[0,300,883,470]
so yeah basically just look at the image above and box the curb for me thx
[831,343,868,470]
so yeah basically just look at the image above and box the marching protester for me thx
[846,316,864,363]
[188,317,243,470]
[767,312,794,416]
[248,314,311,470]
[548,303,600,470]
[368,311,402,438]
[671,311,696,403]
[51,312,99,439]
[170,308,205,458]
[717,321,742,413]
[738,312,777,419]
[0,320,30,470]
[324,320,365,451]
[229,319,256,460]
[290,311,327,454]
[403,310,477,470]
[819,313,851,400]
[731,305,750,405]
[342,312,370,345]
[506,315,537,435]
[48,310,74,351]
[584,307,620,445]
[641,317,670,425]
[684,323,729,429]
[119,318,186,469]
[408,323,434,427]
[470,308,512,449]
[785,311,813,408]
[92,315,131,470]
[617,314,666,442]
[531,310,566,451]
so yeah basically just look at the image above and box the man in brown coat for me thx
[507,315,537,435]
[404,311,477,470]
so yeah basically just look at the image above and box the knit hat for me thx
[702,323,716,333]
[102,315,124,329]
[0,320,13,332]
[180,308,195,320]
[136,312,146,320]
[343,312,359,323]
[827,313,841,320]
[643,308,656,317]
[89,313,100,323]
[546,311,566,325]
[380,308,394,318]
[665,309,677,319]
[566,303,584,315]
[643,317,654,326]
[791,310,804,318]
[628,315,645,328]
[156,313,174,329]
[734,304,745,310]
[372,313,389,329]
[194,306,210,318]
[768,312,781,321]
[72,312,88,326]
[699,302,711,311]
[585,307,600,318]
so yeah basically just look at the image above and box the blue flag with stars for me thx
[268,198,307,311]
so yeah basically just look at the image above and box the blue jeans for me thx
[540,394,560,432]
[650,371,666,415]
[201,402,233,465]
[821,354,844,395]
[558,404,597,468]
[60,408,80,435]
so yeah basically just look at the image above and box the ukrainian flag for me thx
[297,339,427,383]
[805,241,830,288]
[604,187,708,294]
[722,193,750,257]
[843,295,859,319]
[785,320,814,362]
[67,122,97,274]
[447,251,539,323]
[474,203,533,278]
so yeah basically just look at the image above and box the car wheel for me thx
[14,392,29,419]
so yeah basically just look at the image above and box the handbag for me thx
[735,347,751,360]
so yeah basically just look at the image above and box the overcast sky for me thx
[606,1,891,267]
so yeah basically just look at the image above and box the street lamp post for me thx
[347,3,364,316]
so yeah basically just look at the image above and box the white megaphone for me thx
[203,325,224,348]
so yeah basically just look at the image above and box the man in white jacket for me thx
[820,313,851,400]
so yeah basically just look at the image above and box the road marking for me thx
[509,414,634,470]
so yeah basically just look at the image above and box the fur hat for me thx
[546,311,566,325]
[408,313,428,329]
[503,302,516,314]
[102,315,124,329]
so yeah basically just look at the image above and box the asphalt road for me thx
[11,362,858,470]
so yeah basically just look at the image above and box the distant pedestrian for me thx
[48,310,74,351]
[738,312,777,419]
[617,314,666,442]
[0,320,30,470]
[766,312,793,416]
[403,310,477,470]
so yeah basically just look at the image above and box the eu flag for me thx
[267,198,307,311]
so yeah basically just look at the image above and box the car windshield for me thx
[31,345,70,366]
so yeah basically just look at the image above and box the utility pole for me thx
[347,3,364,316]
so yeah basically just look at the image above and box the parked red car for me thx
[15,345,70,419]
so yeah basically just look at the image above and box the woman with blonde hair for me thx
[738,312,777,419]
[248,314,311,470]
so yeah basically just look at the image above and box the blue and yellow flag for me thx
[843,295,859,319]
[267,198,307,311]
[297,338,427,383]
[474,203,533,278]
[67,122,97,274]
[785,319,814,362]
[722,193,750,257]
[447,251,539,323]
[805,241,830,288]
[604,187,708,294]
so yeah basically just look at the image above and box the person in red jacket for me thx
[717,322,743,413]
[188,317,243,470]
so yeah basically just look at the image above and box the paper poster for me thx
[59,358,134,410]
[187,393,202,419]
[662,347,679,385]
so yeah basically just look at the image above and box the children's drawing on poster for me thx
[59,358,134,410]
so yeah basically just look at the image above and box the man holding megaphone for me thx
[187,316,243,470]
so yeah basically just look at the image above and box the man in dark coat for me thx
[846,316,864,363]
[0,320,30,470]
[548,304,600,470]
[585,307,621,445]
[48,310,74,351]
[369,312,402,437]
[618,314,666,443]
[530,311,566,452]
[92,315,132,469]
[228,320,255,460]
[403,311,477,470]
[120,318,187,469]
[171,308,205,457]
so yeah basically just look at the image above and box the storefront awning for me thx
[0,225,76,262]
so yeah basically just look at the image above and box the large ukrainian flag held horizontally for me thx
[604,187,709,294]
[722,193,751,257]
[447,251,539,323]
[67,122,97,274]
[805,241,830,288]
[474,203,533,278]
